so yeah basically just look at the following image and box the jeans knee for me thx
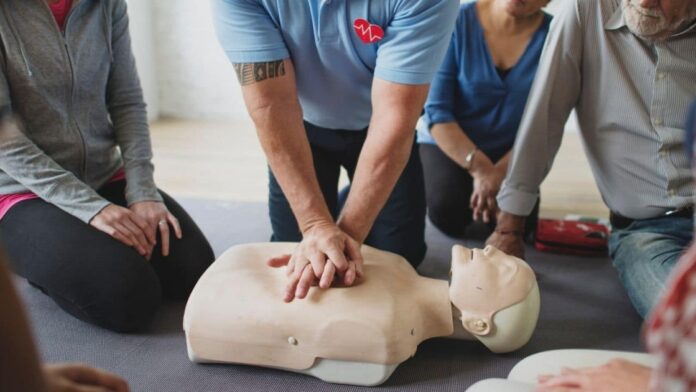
[609,232,682,318]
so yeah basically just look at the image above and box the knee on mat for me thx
[611,232,682,269]
[92,271,163,333]
[161,244,215,301]
[427,203,467,237]
[610,232,680,318]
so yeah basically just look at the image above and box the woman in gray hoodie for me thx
[0,0,214,332]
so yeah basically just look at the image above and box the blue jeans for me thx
[268,122,427,267]
[608,215,693,318]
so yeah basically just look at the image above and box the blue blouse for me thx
[417,2,551,163]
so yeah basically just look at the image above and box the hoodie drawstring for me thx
[1,1,33,77]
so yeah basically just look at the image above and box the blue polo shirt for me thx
[417,2,551,162]
[213,0,459,131]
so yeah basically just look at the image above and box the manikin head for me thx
[449,245,540,353]
[623,0,696,42]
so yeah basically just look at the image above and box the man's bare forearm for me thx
[238,60,332,233]
[496,211,527,232]
[338,118,414,242]
[338,80,430,242]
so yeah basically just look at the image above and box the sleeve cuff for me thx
[425,111,457,127]
[496,183,540,217]
[124,162,163,206]
[67,199,112,224]
[374,67,433,85]
[224,48,290,64]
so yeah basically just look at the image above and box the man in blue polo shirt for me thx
[213,0,458,301]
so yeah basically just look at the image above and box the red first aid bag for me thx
[534,219,609,256]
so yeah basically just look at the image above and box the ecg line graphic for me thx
[354,22,382,42]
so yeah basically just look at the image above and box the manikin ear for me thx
[461,314,493,336]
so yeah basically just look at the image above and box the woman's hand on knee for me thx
[129,201,182,258]
[89,204,153,259]
[44,363,129,392]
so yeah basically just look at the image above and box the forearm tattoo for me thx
[233,61,286,86]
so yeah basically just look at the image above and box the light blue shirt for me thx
[213,0,459,130]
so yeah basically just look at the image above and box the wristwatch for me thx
[464,148,478,171]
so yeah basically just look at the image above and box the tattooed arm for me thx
[235,59,363,302]
[233,61,286,86]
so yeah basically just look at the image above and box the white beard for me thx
[622,0,696,42]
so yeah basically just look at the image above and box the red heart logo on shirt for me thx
[353,18,384,44]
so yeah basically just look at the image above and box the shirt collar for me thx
[604,6,626,31]
[674,20,696,38]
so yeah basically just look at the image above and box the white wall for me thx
[126,0,159,121]
[151,1,247,121]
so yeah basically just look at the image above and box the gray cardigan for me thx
[0,0,162,223]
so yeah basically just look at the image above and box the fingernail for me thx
[346,271,355,285]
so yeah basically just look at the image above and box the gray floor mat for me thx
[17,199,644,391]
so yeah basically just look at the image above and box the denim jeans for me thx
[268,122,427,267]
[608,215,693,318]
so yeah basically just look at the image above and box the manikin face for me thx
[459,246,521,291]
[623,0,696,41]
[449,245,536,335]
[500,0,550,18]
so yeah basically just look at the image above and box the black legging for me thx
[419,143,539,240]
[0,180,214,333]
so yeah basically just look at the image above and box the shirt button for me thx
[668,189,676,197]
[657,73,666,80]
[654,118,664,126]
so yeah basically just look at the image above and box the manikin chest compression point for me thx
[184,243,540,386]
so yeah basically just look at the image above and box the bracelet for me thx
[494,229,524,236]
[464,148,478,171]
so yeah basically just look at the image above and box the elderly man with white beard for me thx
[483,0,696,319]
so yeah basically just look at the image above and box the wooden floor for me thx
[150,119,608,220]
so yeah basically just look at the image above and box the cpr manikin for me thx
[184,243,541,386]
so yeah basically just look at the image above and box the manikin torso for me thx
[184,243,540,386]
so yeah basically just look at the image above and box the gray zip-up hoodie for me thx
[0,0,162,223]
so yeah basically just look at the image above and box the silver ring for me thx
[158,220,167,226]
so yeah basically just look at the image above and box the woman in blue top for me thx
[418,0,551,239]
